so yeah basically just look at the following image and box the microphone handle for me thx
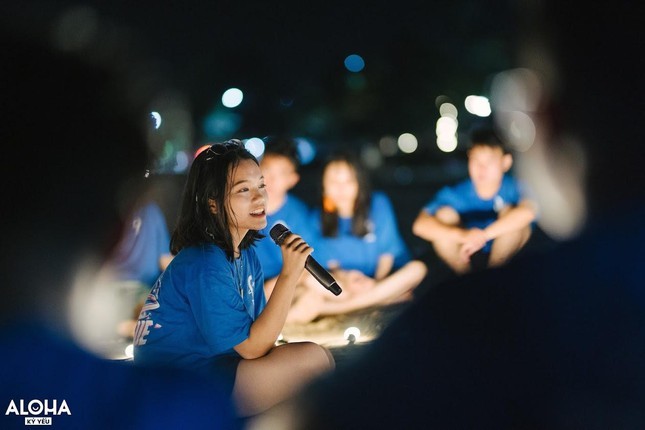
[305,256,342,296]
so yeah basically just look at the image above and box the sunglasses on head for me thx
[205,139,245,160]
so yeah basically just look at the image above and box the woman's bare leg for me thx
[233,342,335,417]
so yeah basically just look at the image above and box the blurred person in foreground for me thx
[101,187,174,340]
[248,2,645,429]
[0,26,238,429]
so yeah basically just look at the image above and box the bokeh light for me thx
[439,102,458,119]
[203,110,242,138]
[174,150,190,172]
[464,95,491,117]
[379,135,399,156]
[361,145,383,169]
[222,88,243,108]
[294,137,316,165]
[436,100,459,153]
[244,137,265,158]
[344,54,365,72]
[436,116,458,135]
[150,111,162,129]
[397,133,418,154]
[437,134,458,152]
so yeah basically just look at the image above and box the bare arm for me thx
[234,234,312,359]
[159,254,173,271]
[412,210,465,243]
[483,199,537,241]
[374,254,394,280]
[263,276,278,299]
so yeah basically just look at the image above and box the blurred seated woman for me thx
[287,151,427,323]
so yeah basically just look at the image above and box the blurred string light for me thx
[344,54,365,72]
[222,88,243,108]
[464,95,491,117]
[244,137,265,158]
[124,343,134,358]
[436,100,459,153]
[150,111,162,129]
[398,133,418,154]
[294,137,316,165]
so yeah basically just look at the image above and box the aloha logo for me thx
[5,399,71,426]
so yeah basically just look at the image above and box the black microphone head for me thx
[269,223,290,245]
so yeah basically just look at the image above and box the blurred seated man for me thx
[413,128,537,273]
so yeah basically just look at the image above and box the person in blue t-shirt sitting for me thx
[254,136,316,299]
[102,195,174,339]
[413,127,538,274]
[287,151,427,323]
[133,140,334,417]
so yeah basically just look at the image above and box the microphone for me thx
[269,223,342,296]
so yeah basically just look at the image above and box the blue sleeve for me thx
[148,203,171,256]
[372,193,410,267]
[423,185,460,215]
[188,255,250,354]
[251,250,266,316]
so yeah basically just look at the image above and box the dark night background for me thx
[2,0,533,255]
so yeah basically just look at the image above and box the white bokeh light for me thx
[464,95,492,117]
[436,116,458,135]
[437,134,458,152]
[439,102,458,119]
[221,88,243,108]
[150,111,162,129]
[397,133,418,154]
[244,137,265,158]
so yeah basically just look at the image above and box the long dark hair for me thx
[170,140,262,260]
[320,151,372,238]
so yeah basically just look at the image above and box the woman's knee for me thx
[284,342,335,372]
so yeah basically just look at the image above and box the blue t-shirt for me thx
[133,244,265,372]
[107,202,171,287]
[422,175,529,252]
[0,322,239,430]
[310,192,410,278]
[254,194,314,279]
